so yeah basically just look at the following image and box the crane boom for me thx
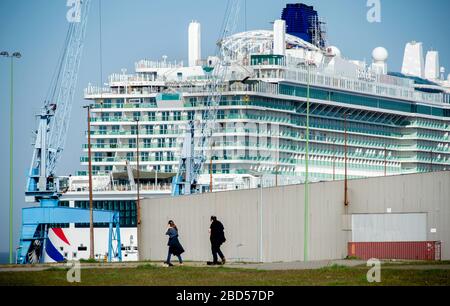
[26,0,91,201]
[172,0,241,195]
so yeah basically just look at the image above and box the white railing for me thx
[68,183,172,192]
[86,68,449,107]
[283,67,448,105]
[108,73,158,83]
[135,59,184,70]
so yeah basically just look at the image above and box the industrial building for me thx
[139,171,449,262]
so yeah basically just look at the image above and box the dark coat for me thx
[166,227,185,256]
[210,220,226,246]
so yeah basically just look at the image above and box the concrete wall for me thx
[139,171,450,262]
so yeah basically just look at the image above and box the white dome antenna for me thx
[371,47,388,74]
[372,47,388,63]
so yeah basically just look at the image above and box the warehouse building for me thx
[139,171,449,262]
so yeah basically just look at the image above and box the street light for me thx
[304,59,314,262]
[295,58,315,262]
[2,51,22,264]
[83,104,95,260]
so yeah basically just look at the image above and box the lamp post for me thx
[1,51,21,264]
[83,105,95,260]
[304,60,312,262]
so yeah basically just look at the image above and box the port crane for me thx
[172,0,242,195]
[17,0,122,264]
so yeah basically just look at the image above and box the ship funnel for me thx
[273,19,286,56]
[401,41,425,78]
[188,21,201,67]
[425,51,440,80]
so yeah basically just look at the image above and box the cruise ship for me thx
[41,3,450,263]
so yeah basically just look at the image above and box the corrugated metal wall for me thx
[140,171,450,262]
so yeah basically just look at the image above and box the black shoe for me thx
[164,262,174,267]
[221,258,226,265]
[207,261,220,266]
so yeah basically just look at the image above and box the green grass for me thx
[1,264,449,286]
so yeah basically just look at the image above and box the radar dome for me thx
[372,47,388,63]
[327,46,341,57]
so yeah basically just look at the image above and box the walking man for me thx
[208,216,226,265]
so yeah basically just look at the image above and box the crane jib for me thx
[26,0,92,200]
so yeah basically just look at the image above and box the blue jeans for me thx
[166,249,182,264]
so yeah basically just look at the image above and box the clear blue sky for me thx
[0,0,449,253]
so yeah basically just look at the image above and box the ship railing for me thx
[283,66,448,105]
[113,183,172,192]
[108,73,159,83]
[68,183,172,193]
[86,75,449,107]
[135,59,184,70]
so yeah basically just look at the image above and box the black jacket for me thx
[210,220,226,246]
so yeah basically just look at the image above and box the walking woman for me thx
[164,220,185,267]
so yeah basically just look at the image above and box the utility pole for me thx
[275,142,279,187]
[384,146,387,177]
[259,174,263,262]
[135,119,141,226]
[84,105,95,260]
[1,51,21,264]
[333,139,336,181]
[209,157,213,192]
[430,150,433,172]
[209,141,215,192]
[344,111,351,207]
